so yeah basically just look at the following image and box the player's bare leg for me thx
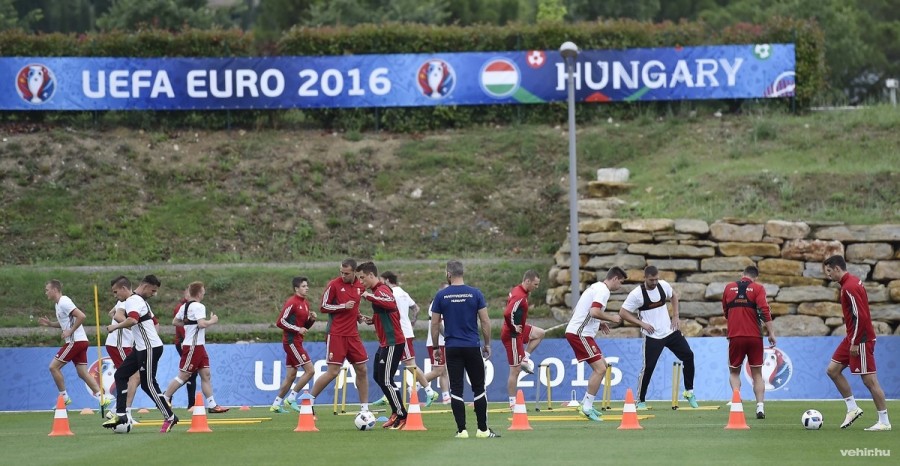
[728,366,742,393]
[75,363,104,395]
[827,361,865,428]
[507,364,521,409]
[310,363,342,397]
[525,326,545,354]
[353,361,369,404]
[750,366,765,418]
[861,373,892,430]
[49,359,67,393]
[579,359,606,421]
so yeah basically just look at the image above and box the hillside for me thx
[1,106,898,268]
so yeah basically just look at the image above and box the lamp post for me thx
[560,41,580,306]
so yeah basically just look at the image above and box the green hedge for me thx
[0,20,825,131]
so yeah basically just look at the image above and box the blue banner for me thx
[0,44,794,111]
[1,336,895,412]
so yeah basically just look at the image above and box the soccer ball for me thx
[801,409,823,430]
[355,411,376,431]
[113,422,132,434]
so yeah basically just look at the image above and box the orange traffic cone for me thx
[80,407,94,415]
[49,395,74,436]
[403,390,427,431]
[187,393,212,433]
[618,388,643,430]
[508,389,533,430]
[724,389,750,430]
[294,394,318,432]
[239,406,251,411]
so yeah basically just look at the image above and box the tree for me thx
[2,0,41,31]
[566,0,660,22]
[254,0,313,40]
[537,0,565,23]
[96,0,241,31]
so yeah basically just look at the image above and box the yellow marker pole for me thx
[340,366,349,414]
[93,284,105,417]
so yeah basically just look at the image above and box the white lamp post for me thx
[560,41,580,305]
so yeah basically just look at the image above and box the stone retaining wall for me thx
[546,219,900,337]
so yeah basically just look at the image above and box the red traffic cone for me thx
[187,393,212,433]
[508,389,533,430]
[724,389,750,430]
[403,390,427,431]
[294,394,318,432]
[49,395,74,436]
[618,388,643,430]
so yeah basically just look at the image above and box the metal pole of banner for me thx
[560,41,581,306]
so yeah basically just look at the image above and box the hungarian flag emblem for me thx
[480,59,520,98]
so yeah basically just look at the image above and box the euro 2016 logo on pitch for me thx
[744,347,793,391]
[86,357,117,401]
[416,59,455,99]
[16,64,56,104]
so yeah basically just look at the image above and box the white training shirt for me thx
[121,294,163,351]
[426,300,445,347]
[621,280,675,340]
[565,281,612,338]
[55,295,88,344]
[392,285,417,338]
[104,300,134,349]
[176,301,207,346]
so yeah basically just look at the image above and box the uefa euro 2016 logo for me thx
[416,59,455,99]
[86,357,117,401]
[16,64,56,104]
[744,347,793,391]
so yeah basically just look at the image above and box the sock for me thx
[878,410,890,425]
[442,391,450,399]
[844,396,858,412]
[685,389,693,396]
[59,390,69,401]
[207,396,217,408]
[273,396,283,407]
[509,396,516,406]
[360,403,369,412]
[524,351,531,360]
[425,385,435,396]
[756,402,764,413]
[582,393,595,411]
[287,390,298,402]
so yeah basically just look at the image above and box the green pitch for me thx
[4,401,897,465]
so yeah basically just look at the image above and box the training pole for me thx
[93,285,105,418]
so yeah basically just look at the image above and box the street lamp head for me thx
[559,41,579,59]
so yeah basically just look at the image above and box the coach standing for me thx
[430,260,500,439]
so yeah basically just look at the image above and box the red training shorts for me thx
[831,338,877,375]
[105,345,132,368]
[326,334,368,365]
[55,341,89,365]
[728,336,763,368]
[566,332,603,364]
[502,324,533,366]
[284,341,311,368]
[401,337,416,361]
[427,345,446,367]
[178,345,210,373]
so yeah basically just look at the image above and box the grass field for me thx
[5,400,897,465]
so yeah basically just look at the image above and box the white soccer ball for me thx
[355,411,376,431]
[113,422,132,434]
[801,409,823,430]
